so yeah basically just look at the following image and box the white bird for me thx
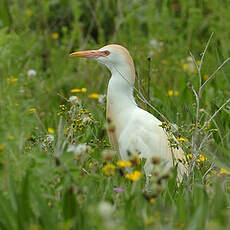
[70,44,187,180]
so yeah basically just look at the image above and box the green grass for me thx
[0,0,230,229]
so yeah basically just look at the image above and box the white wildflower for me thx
[149,39,163,50]
[82,115,92,123]
[67,143,91,155]
[98,201,113,219]
[68,96,80,104]
[27,69,37,78]
[19,88,25,94]
[46,134,54,143]
[98,94,106,104]
[185,56,196,72]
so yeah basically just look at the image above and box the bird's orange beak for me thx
[69,50,110,58]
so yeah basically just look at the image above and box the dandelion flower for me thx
[117,160,132,168]
[81,88,87,93]
[183,63,189,70]
[8,135,15,140]
[168,90,179,97]
[197,154,207,162]
[102,164,115,176]
[27,69,37,77]
[186,154,193,160]
[7,77,18,83]
[174,90,179,96]
[88,93,100,99]
[71,88,81,93]
[203,74,209,80]
[125,170,141,181]
[51,33,59,40]
[218,168,230,176]
[168,90,173,97]
[48,128,54,134]
[0,144,4,151]
[25,9,33,16]
[177,137,186,142]
[28,108,36,113]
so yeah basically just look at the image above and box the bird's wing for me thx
[118,108,188,177]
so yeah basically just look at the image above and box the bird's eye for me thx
[103,50,110,56]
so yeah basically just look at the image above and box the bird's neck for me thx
[106,71,137,136]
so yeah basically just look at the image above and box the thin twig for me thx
[199,32,214,72]
[147,57,151,112]
[201,57,230,91]
[201,97,230,131]
[190,83,200,126]
[202,162,215,183]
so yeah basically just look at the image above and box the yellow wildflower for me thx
[177,137,186,142]
[71,88,86,93]
[197,154,207,162]
[168,90,173,97]
[51,33,59,40]
[102,164,115,176]
[46,88,51,93]
[117,161,132,168]
[149,198,155,204]
[25,9,33,16]
[203,74,209,80]
[183,63,189,70]
[197,60,201,66]
[168,90,179,97]
[28,224,42,230]
[7,77,18,83]
[74,155,79,161]
[25,146,31,150]
[186,154,193,160]
[8,135,15,140]
[81,88,87,93]
[125,170,141,181]
[88,93,99,99]
[89,162,93,167]
[28,108,36,113]
[71,88,81,93]
[0,144,4,151]
[162,121,167,126]
[174,90,179,96]
[48,128,54,134]
[218,168,230,176]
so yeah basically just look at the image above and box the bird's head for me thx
[69,44,135,84]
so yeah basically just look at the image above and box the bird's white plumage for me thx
[70,44,188,180]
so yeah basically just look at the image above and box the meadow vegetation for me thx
[0,0,230,229]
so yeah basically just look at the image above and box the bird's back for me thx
[118,107,187,178]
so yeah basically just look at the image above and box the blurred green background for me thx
[0,0,230,229]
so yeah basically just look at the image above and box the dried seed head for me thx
[152,157,160,164]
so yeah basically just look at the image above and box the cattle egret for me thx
[70,44,187,180]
